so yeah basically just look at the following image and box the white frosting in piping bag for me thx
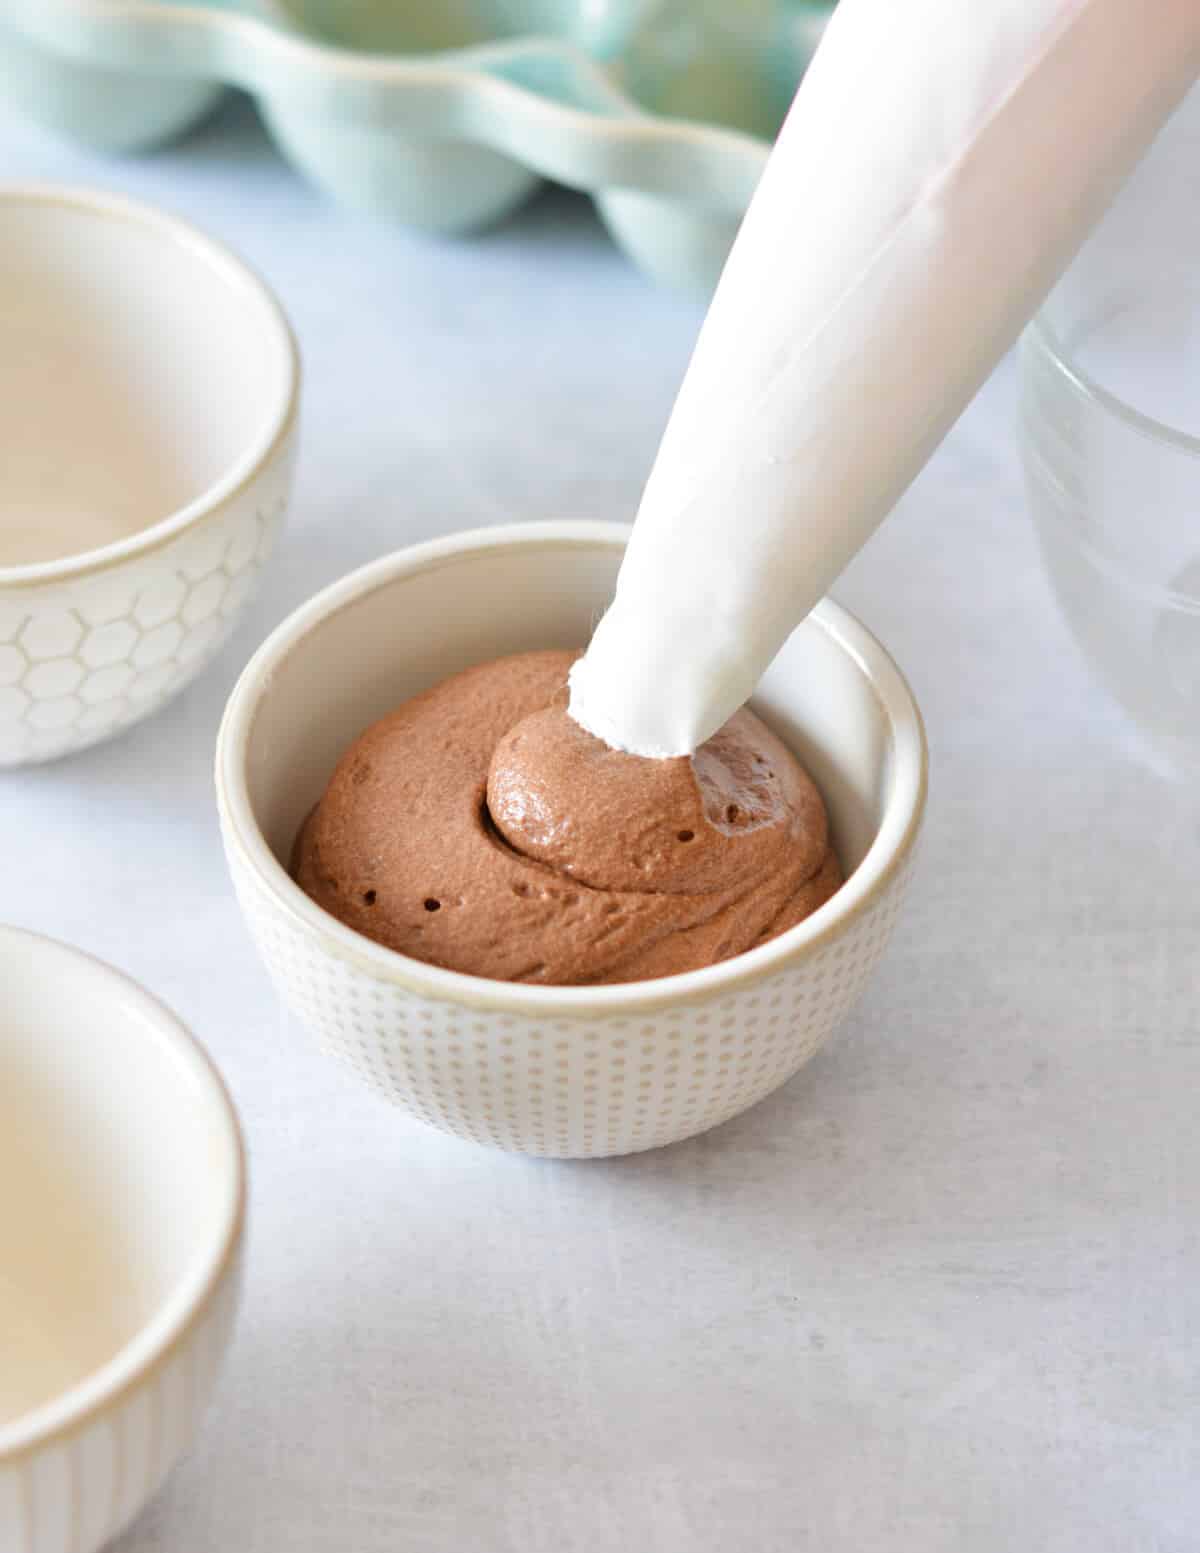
[569,0,1200,757]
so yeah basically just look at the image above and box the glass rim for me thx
[1027,309,1200,461]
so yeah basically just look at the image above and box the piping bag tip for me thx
[567,600,760,759]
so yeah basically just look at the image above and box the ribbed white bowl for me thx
[217,523,926,1158]
[0,929,246,1553]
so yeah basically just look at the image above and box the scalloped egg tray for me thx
[0,0,833,290]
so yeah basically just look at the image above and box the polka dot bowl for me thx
[216,523,926,1158]
[0,185,298,768]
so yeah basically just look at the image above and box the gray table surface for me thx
[3,95,1197,1553]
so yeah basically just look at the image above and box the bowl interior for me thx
[0,931,241,1439]
[241,532,893,910]
[0,191,293,571]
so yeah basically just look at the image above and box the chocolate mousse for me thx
[292,650,841,985]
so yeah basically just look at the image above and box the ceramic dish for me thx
[0,1,834,291]
[0,185,299,768]
[0,927,245,1553]
[217,521,926,1159]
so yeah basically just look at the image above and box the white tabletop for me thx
[3,97,1197,1553]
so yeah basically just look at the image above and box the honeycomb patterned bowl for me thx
[0,0,833,292]
[217,522,926,1159]
[0,184,298,768]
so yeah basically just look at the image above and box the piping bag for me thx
[569,0,1200,758]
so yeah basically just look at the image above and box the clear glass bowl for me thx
[1020,88,1200,780]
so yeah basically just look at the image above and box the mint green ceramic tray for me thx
[0,0,832,289]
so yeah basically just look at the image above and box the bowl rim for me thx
[0,926,247,1465]
[1025,309,1200,460]
[0,181,300,589]
[216,520,927,1014]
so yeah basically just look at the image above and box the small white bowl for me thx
[0,184,299,767]
[0,928,245,1553]
[217,522,926,1158]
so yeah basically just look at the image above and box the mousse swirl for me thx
[293,650,841,985]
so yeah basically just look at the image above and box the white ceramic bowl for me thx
[217,522,926,1158]
[0,927,245,1553]
[0,184,299,767]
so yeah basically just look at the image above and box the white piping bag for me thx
[569,0,1200,757]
